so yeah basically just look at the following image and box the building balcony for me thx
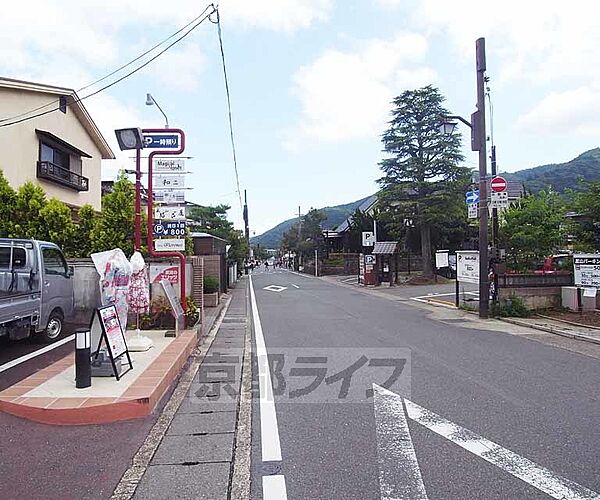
[37,161,89,191]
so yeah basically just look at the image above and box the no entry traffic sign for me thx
[490,176,507,193]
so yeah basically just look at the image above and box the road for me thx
[248,269,600,500]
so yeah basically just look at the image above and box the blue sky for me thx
[3,0,599,235]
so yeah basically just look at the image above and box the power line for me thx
[0,4,217,127]
[213,8,244,213]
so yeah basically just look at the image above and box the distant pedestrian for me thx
[265,261,269,271]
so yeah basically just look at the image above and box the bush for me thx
[203,275,220,294]
[185,296,199,326]
[492,296,530,318]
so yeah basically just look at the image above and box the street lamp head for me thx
[145,93,154,106]
[440,121,458,135]
[114,128,144,150]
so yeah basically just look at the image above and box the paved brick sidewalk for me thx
[132,283,249,500]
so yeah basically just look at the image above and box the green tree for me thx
[71,204,98,257]
[569,180,600,251]
[11,181,48,238]
[281,208,327,260]
[499,190,566,271]
[188,204,234,240]
[39,198,76,253]
[91,174,136,255]
[0,170,17,237]
[378,85,470,276]
[188,203,248,269]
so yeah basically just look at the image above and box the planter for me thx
[204,292,219,307]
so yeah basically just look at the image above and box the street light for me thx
[145,93,169,128]
[114,127,145,251]
[439,38,490,319]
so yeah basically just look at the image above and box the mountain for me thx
[252,148,600,248]
[505,148,600,194]
[250,196,372,249]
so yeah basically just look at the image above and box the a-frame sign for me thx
[90,304,133,381]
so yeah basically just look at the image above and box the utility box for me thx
[561,287,579,311]
[562,286,598,311]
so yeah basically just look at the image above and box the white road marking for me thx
[263,475,288,500]
[291,284,300,289]
[403,398,600,500]
[263,285,288,293]
[342,277,358,284]
[0,334,75,374]
[249,276,283,462]
[373,385,429,500]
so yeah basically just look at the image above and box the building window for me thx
[36,130,90,192]
[40,142,70,169]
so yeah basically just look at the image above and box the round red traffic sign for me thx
[490,176,507,193]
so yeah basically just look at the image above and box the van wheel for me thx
[41,311,63,343]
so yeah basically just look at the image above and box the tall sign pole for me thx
[243,189,250,260]
[476,38,489,318]
[134,148,142,251]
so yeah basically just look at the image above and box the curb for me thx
[498,317,600,346]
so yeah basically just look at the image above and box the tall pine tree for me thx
[378,85,470,276]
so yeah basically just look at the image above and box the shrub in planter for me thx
[203,276,220,294]
[491,296,530,318]
[185,296,200,327]
[150,296,175,328]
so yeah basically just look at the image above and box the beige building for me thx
[0,77,114,211]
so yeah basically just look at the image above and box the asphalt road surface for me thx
[248,269,600,500]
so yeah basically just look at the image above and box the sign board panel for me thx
[90,304,133,380]
[362,231,375,247]
[155,238,186,251]
[160,279,184,321]
[153,220,186,237]
[489,191,509,209]
[153,158,185,173]
[143,134,180,149]
[435,250,449,269]
[573,254,600,287]
[154,174,185,189]
[150,264,179,284]
[154,206,186,220]
[465,190,480,204]
[456,250,479,284]
[490,176,508,193]
[154,190,186,204]
[468,203,478,219]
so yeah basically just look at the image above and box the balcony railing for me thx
[37,161,89,191]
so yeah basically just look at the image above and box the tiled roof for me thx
[372,241,398,254]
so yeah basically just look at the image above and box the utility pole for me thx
[297,206,302,271]
[476,37,489,319]
[243,189,250,256]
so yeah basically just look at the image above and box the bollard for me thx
[75,327,91,389]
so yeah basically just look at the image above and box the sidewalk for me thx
[115,279,250,500]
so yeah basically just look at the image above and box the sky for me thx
[2,0,599,236]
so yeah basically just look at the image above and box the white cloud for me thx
[377,0,600,85]
[288,33,435,145]
[516,87,600,137]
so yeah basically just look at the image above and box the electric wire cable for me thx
[0,4,216,127]
[213,8,244,213]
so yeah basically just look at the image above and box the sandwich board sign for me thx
[161,278,184,336]
[90,304,133,380]
[456,250,479,284]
